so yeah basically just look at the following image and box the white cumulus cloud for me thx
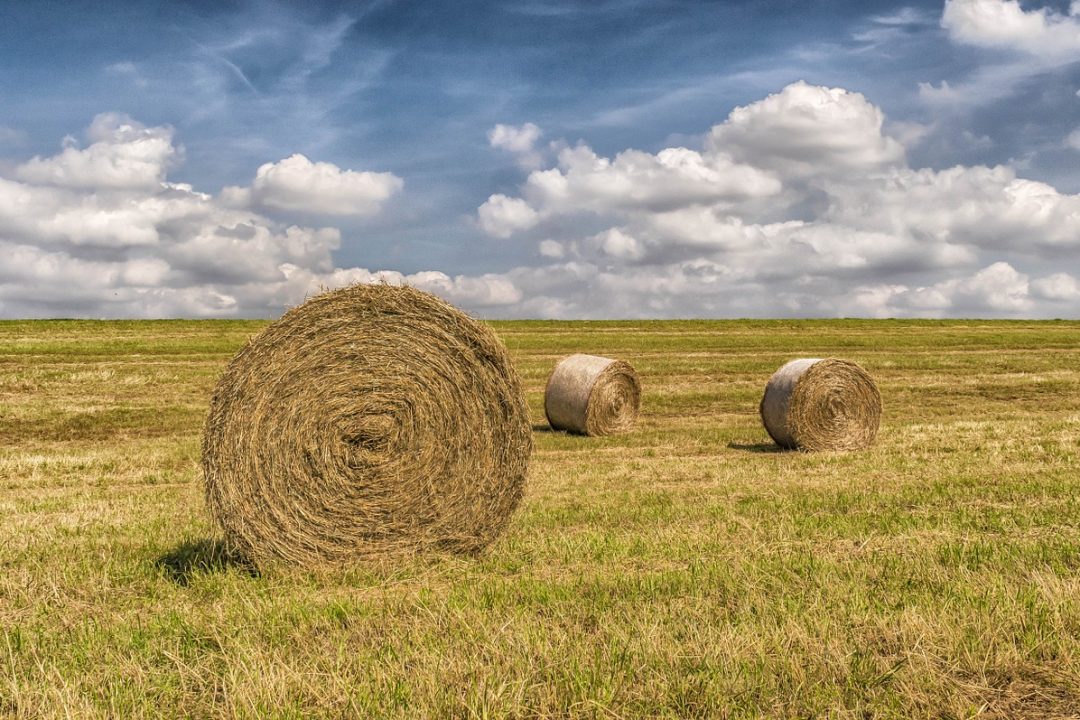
[708,81,906,180]
[923,1,1080,109]
[15,113,177,190]
[228,153,403,216]
[488,122,545,169]
[476,142,779,235]
[851,263,1037,317]
[3,79,1079,320]
[477,193,540,238]
[538,239,565,258]
[1032,272,1080,301]
[0,116,514,318]
[942,0,1080,60]
[469,81,1080,319]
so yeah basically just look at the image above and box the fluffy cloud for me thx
[922,1,1080,108]
[1031,272,1080,301]
[489,123,542,154]
[492,259,1075,320]
[273,265,521,309]
[225,153,403,216]
[3,78,1079,320]
[853,262,1034,317]
[707,82,906,180]
[941,0,1080,60]
[476,143,779,230]
[826,166,1080,252]
[538,239,565,258]
[0,117,513,318]
[472,81,1080,318]
[489,122,545,169]
[15,114,177,190]
[477,194,540,238]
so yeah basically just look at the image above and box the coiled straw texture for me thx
[760,358,881,451]
[544,354,641,436]
[202,284,532,566]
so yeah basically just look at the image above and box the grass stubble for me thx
[0,318,1079,718]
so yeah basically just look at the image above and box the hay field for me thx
[2,319,1079,719]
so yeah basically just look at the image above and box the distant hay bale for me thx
[544,354,641,436]
[202,284,532,566]
[759,358,881,451]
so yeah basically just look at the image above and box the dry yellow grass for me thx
[1,318,1079,718]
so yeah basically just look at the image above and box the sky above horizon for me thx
[1,0,1078,319]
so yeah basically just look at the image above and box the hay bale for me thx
[202,284,532,566]
[759,358,881,451]
[544,354,641,436]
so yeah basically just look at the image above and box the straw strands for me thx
[544,354,641,436]
[760,358,881,451]
[202,284,532,566]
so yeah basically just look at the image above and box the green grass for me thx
[1,319,1079,718]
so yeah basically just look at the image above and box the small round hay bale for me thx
[544,354,641,436]
[759,358,881,451]
[202,284,532,566]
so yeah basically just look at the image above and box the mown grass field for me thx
[2,319,1079,719]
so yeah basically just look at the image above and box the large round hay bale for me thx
[759,358,881,451]
[202,284,532,566]
[544,354,641,436]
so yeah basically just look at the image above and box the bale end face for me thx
[544,353,641,436]
[202,283,532,567]
[760,357,881,451]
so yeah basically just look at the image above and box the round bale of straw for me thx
[544,354,641,436]
[202,284,532,566]
[759,358,881,451]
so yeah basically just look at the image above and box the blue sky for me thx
[0,0,1078,317]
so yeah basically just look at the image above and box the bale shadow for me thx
[156,538,257,585]
[727,442,787,454]
[531,423,557,433]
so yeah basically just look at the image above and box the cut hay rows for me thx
[760,358,881,451]
[201,284,532,566]
[544,353,641,436]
